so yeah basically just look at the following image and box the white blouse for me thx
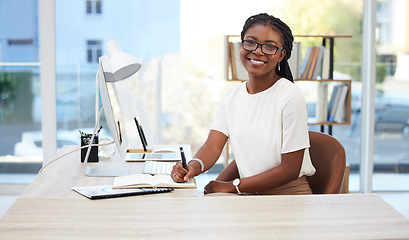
[211,79,316,178]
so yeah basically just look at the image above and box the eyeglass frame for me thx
[241,39,283,55]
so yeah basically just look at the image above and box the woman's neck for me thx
[246,74,281,94]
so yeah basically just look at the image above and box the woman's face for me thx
[240,24,286,79]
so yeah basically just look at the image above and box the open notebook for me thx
[113,174,196,189]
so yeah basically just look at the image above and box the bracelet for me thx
[189,158,205,172]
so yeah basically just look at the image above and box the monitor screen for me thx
[98,58,129,161]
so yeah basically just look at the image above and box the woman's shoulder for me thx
[275,78,302,94]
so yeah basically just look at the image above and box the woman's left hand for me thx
[204,180,236,195]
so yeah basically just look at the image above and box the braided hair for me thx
[241,13,294,82]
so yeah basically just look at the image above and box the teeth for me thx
[250,59,265,64]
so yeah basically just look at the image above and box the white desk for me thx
[1,146,409,239]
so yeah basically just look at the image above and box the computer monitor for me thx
[84,40,142,176]
[83,56,130,177]
[98,56,129,161]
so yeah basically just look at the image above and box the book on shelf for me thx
[300,47,311,78]
[312,46,325,80]
[327,84,342,122]
[315,82,328,122]
[327,84,348,122]
[288,42,301,79]
[321,47,330,79]
[227,41,236,79]
[301,47,315,79]
[333,84,349,122]
[228,41,248,81]
[299,45,329,80]
[113,173,197,189]
[306,47,320,79]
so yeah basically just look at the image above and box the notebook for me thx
[113,174,196,189]
[72,185,173,199]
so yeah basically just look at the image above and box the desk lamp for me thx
[95,40,141,120]
[84,40,141,177]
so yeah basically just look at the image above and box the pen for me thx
[134,117,148,152]
[180,147,188,170]
[117,121,122,144]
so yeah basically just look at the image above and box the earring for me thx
[277,62,281,71]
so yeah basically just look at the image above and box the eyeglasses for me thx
[241,40,283,55]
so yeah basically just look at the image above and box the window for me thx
[0,0,40,184]
[87,40,102,63]
[86,0,102,15]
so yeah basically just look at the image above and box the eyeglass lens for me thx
[242,40,279,55]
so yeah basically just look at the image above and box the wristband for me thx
[189,158,205,172]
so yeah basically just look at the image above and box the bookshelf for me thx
[225,34,352,135]
[293,35,352,135]
[295,79,352,125]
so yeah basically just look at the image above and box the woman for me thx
[172,13,316,195]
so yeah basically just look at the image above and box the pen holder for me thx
[81,134,99,163]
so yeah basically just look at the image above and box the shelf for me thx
[295,79,352,126]
[294,35,352,38]
[294,79,351,82]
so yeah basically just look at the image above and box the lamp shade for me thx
[105,40,141,81]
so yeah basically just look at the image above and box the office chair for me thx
[307,131,346,194]
[222,131,347,194]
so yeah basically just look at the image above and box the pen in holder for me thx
[81,133,99,163]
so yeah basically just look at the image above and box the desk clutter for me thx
[74,157,195,199]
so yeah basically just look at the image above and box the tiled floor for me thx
[1,173,409,219]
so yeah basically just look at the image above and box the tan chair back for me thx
[307,131,346,194]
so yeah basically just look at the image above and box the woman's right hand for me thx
[171,162,196,183]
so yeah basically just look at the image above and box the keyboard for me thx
[143,161,176,175]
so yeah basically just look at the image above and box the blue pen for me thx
[180,147,188,170]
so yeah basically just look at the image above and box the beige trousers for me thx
[256,176,312,195]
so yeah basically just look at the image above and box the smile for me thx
[249,58,266,64]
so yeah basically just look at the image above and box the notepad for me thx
[113,174,196,189]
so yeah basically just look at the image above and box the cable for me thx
[39,106,115,174]
[38,107,110,174]
[37,140,114,174]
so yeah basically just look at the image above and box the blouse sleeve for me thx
[281,86,310,154]
[210,94,229,137]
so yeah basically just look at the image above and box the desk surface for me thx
[1,146,409,240]
[20,145,197,198]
